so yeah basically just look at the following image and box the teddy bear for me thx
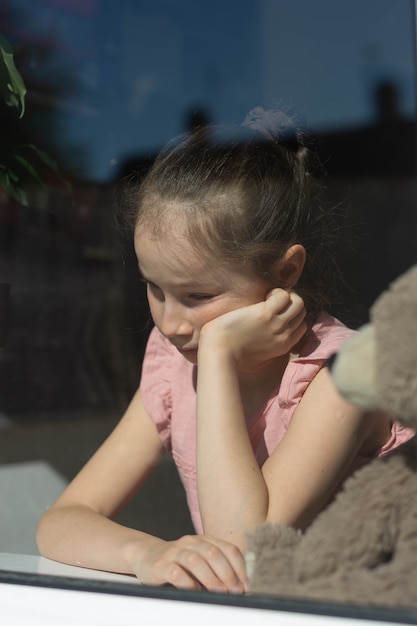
[247,265,417,609]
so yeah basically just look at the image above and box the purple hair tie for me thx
[242,106,293,141]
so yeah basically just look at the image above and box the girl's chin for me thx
[177,348,198,363]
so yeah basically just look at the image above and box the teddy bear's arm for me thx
[300,555,417,608]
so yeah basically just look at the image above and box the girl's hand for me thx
[199,289,307,372]
[132,534,248,593]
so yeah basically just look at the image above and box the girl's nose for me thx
[160,305,193,339]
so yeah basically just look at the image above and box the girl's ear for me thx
[273,244,306,288]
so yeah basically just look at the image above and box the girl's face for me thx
[134,226,272,365]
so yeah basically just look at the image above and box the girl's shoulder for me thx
[142,325,191,371]
[300,312,356,359]
[140,327,193,452]
[140,326,194,392]
[277,313,355,409]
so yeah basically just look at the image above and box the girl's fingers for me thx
[142,535,247,593]
[266,289,305,319]
[174,544,244,593]
[197,538,248,592]
[289,314,308,347]
[265,287,291,307]
[267,294,306,335]
[288,307,307,332]
[160,562,203,590]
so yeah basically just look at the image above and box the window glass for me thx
[0,0,416,612]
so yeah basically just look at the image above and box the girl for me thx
[36,107,412,594]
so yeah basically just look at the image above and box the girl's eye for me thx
[189,293,214,301]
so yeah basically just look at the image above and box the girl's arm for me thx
[196,291,390,549]
[37,389,247,593]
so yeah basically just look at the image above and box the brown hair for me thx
[119,111,342,322]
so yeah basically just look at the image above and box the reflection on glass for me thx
[0,0,416,617]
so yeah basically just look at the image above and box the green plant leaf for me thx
[22,144,72,191]
[0,166,28,205]
[23,144,59,171]
[0,36,70,205]
[0,162,19,182]
[13,155,45,186]
[0,33,26,117]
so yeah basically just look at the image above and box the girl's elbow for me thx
[36,502,74,556]
[36,510,52,556]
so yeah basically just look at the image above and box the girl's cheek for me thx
[147,297,161,323]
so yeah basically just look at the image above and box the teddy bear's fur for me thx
[247,265,417,609]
